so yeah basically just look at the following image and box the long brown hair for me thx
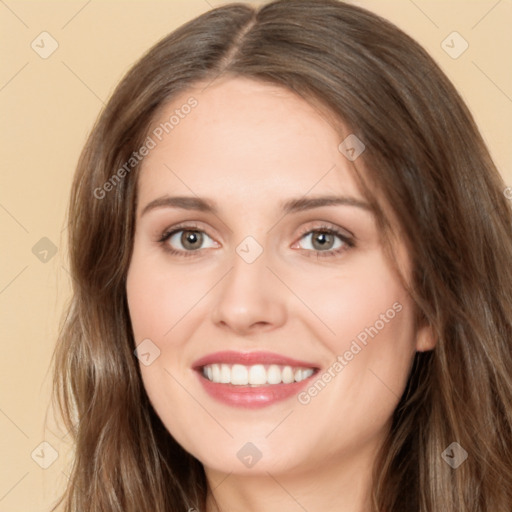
[50,1,512,510]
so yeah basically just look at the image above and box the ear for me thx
[415,323,437,352]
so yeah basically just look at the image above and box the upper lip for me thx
[192,350,319,370]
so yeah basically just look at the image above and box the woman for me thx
[50,0,512,511]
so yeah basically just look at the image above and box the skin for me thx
[126,75,435,512]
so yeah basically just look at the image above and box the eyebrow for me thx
[140,195,371,217]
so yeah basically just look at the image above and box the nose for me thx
[211,247,287,335]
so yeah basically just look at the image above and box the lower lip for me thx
[196,371,316,408]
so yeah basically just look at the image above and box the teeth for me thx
[267,364,282,385]
[212,364,220,382]
[248,364,267,385]
[282,366,294,384]
[202,363,315,386]
[231,364,248,385]
[220,364,230,383]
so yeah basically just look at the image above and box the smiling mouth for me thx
[192,350,321,407]
[200,363,316,386]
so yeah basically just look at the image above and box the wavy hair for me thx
[50,0,512,510]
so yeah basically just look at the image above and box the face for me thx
[126,76,434,478]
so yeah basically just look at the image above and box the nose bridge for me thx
[211,234,286,332]
[232,236,269,288]
[222,236,273,306]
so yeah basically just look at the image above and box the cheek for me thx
[126,254,208,343]
[125,255,205,438]
[306,252,412,352]
[304,253,417,410]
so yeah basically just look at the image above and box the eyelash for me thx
[157,222,355,259]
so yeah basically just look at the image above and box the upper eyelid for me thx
[161,221,213,240]
[297,222,354,239]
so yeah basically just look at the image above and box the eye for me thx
[158,223,218,257]
[293,224,355,258]
[157,222,355,259]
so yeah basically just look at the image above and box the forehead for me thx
[137,76,363,211]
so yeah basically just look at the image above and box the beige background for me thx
[0,0,510,510]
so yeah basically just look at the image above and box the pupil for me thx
[314,232,332,250]
[183,231,201,249]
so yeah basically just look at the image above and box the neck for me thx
[204,441,381,512]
